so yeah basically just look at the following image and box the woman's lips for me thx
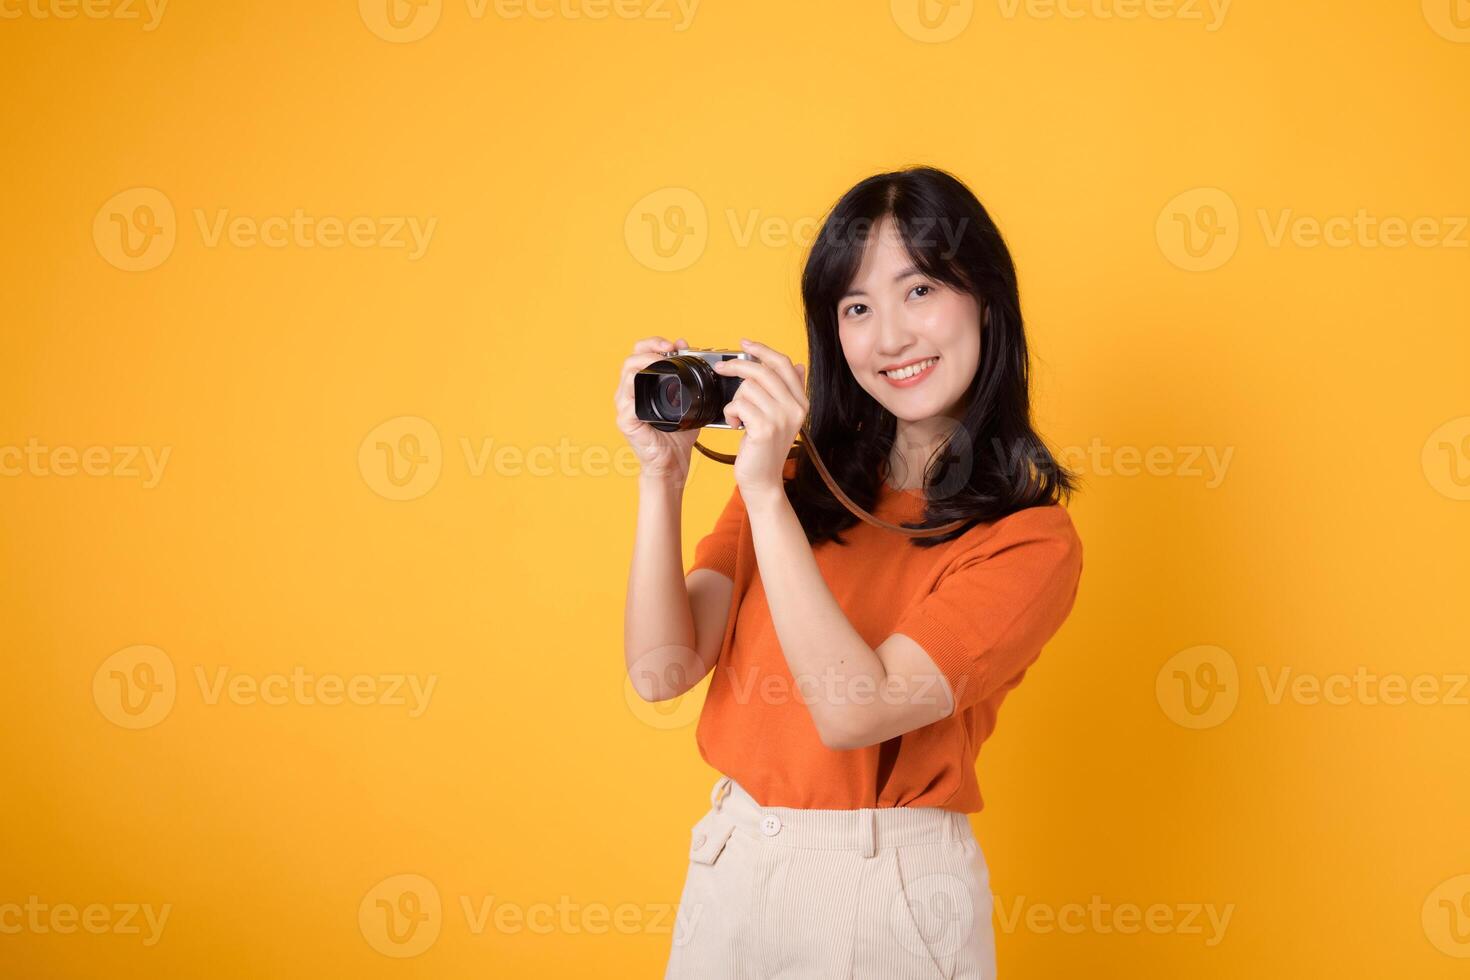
[879,356,940,388]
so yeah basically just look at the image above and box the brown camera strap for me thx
[692,421,969,538]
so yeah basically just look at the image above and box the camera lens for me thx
[633,355,722,432]
[655,376,684,417]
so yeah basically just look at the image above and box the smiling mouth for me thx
[879,356,940,382]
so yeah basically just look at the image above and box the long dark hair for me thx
[788,165,1077,548]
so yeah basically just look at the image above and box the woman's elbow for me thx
[815,714,876,751]
[626,646,707,703]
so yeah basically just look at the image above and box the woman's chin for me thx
[881,396,944,424]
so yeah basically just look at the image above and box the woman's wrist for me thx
[639,470,689,495]
[739,483,789,519]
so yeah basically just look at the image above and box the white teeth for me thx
[882,357,938,380]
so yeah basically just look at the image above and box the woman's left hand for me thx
[713,339,809,501]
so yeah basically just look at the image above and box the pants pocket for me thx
[887,840,995,980]
[689,807,737,865]
[666,809,742,979]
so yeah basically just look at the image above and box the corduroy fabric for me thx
[665,773,996,979]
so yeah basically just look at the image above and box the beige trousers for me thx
[664,773,997,979]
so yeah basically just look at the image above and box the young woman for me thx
[616,166,1083,979]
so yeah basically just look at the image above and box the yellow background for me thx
[2,0,1469,976]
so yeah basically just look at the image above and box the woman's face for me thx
[836,215,981,424]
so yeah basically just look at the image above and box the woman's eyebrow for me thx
[840,265,923,301]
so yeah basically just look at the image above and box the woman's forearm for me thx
[742,487,886,745]
[624,475,702,702]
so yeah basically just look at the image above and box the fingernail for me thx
[740,338,751,345]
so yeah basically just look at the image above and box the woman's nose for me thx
[875,310,917,358]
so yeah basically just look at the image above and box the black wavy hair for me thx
[787,165,1077,548]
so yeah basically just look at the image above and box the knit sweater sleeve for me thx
[891,504,1084,715]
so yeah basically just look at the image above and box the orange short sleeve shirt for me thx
[686,470,1083,813]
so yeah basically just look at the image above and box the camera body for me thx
[633,346,753,432]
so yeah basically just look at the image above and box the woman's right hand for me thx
[615,336,703,484]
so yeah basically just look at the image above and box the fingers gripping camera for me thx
[633,347,754,432]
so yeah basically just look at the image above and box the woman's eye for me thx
[909,284,932,299]
[843,303,869,318]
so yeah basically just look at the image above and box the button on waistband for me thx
[716,777,964,850]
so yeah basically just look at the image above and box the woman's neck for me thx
[886,416,962,490]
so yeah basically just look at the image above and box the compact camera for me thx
[633,346,753,432]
